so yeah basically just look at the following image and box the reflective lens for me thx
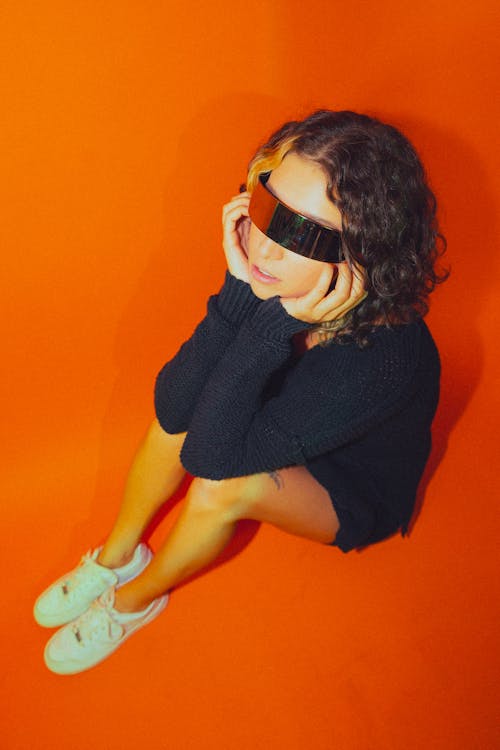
[248,174,343,263]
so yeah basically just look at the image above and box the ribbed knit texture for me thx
[155,272,440,551]
[154,272,260,434]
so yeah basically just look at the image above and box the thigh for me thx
[244,465,340,545]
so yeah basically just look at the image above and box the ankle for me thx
[97,547,135,570]
[114,586,152,614]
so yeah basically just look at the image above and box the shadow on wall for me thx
[88,95,495,550]
[403,116,496,532]
[85,93,292,550]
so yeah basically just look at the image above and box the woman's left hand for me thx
[280,261,367,323]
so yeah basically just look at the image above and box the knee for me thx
[187,475,264,520]
[149,418,186,446]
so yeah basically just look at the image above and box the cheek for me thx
[282,256,326,295]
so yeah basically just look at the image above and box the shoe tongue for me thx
[100,586,116,608]
[91,561,118,586]
[102,565,118,584]
[108,618,124,639]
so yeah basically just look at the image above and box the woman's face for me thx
[246,152,343,300]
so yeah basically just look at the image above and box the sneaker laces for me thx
[71,589,123,645]
[59,549,114,600]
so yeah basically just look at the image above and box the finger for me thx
[226,192,250,206]
[222,197,252,282]
[315,262,367,320]
[303,263,334,304]
[222,192,250,209]
[341,261,366,306]
[329,292,368,322]
[222,203,250,235]
[324,272,367,319]
[223,221,249,255]
[300,265,335,307]
[314,262,353,315]
[225,191,251,205]
[237,216,251,255]
[222,195,250,221]
[335,261,355,295]
[350,261,366,294]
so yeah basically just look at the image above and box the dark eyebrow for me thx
[266,181,340,231]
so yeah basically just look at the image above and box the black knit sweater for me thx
[154,272,440,551]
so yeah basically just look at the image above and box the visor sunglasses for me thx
[248,173,343,264]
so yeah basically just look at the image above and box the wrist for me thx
[246,297,313,342]
[216,271,261,325]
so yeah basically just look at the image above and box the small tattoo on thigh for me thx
[268,470,284,490]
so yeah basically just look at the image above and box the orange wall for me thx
[2,2,499,749]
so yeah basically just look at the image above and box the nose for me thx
[258,236,284,261]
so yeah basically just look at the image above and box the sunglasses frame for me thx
[248,173,344,264]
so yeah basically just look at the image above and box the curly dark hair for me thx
[247,110,448,346]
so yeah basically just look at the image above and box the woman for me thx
[34,110,447,674]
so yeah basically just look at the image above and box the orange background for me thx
[2,1,499,748]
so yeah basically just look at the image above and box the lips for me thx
[251,264,280,284]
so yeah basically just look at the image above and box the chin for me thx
[249,280,278,300]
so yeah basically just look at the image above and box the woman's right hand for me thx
[222,191,251,283]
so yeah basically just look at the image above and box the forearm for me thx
[180,297,309,478]
[154,272,261,433]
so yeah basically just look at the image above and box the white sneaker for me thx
[34,544,153,627]
[44,586,168,674]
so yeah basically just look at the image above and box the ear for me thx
[236,216,251,254]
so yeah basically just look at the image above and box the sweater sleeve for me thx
[154,272,261,434]
[180,306,423,479]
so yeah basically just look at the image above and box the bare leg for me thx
[98,419,186,568]
[114,467,340,612]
